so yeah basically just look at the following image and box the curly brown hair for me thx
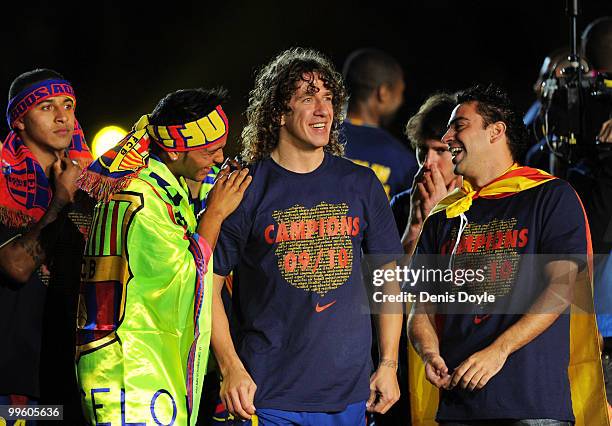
[241,48,347,163]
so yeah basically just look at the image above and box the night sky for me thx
[2,0,610,156]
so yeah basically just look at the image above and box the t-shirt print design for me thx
[441,218,529,299]
[265,202,359,296]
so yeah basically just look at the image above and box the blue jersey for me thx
[214,153,402,412]
[416,179,587,422]
[342,120,417,199]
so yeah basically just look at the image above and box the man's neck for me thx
[347,103,380,127]
[467,159,515,190]
[185,178,202,199]
[270,139,325,173]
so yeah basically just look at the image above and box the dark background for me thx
[1,0,610,156]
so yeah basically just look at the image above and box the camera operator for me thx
[565,15,612,409]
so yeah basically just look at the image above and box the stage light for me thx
[91,126,127,158]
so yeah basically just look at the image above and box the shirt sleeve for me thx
[362,170,403,267]
[539,180,588,256]
[390,189,411,235]
[213,195,250,277]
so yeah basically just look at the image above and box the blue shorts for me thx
[212,400,367,426]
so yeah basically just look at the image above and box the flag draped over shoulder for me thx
[76,158,213,426]
[409,164,609,426]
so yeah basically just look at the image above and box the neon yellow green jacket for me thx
[76,157,213,426]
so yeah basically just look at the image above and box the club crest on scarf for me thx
[3,137,51,211]
[0,78,92,228]
[78,105,229,202]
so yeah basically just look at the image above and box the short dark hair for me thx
[405,92,457,150]
[342,48,403,104]
[581,17,612,72]
[241,48,346,163]
[149,87,228,126]
[456,84,528,162]
[9,68,65,101]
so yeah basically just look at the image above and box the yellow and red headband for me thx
[134,105,229,152]
[78,105,229,202]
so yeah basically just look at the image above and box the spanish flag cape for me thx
[409,164,609,426]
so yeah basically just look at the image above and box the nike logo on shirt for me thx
[315,300,337,312]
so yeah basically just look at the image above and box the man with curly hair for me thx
[211,48,403,425]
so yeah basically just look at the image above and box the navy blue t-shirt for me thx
[214,153,403,412]
[415,179,587,422]
[342,120,418,199]
[390,188,412,235]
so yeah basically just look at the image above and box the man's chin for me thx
[50,138,73,153]
[453,162,464,176]
[309,138,329,149]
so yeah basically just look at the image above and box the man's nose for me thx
[55,107,68,123]
[441,128,454,145]
[314,99,329,116]
[214,149,225,164]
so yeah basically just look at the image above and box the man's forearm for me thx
[198,211,224,254]
[376,311,402,366]
[408,303,440,360]
[375,262,403,364]
[211,274,245,376]
[491,313,562,357]
[401,222,422,256]
[0,199,65,283]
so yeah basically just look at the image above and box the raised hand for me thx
[206,166,252,221]
[51,152,82,208]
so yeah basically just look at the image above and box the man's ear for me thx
[280,114,286,127]
[13,117,25,132]
[377,84,393,103]
[489,121,507,144]
[168,151,180,161]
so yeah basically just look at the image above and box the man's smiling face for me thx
[280,72,334,151]
[442,102,491,179]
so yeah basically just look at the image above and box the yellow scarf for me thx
[431,163,555,218]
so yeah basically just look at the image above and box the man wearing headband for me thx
[211,48,402,425]
[0,68,93,423]
[76,87,251,425]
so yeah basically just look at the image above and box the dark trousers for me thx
[441,420,572,426]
